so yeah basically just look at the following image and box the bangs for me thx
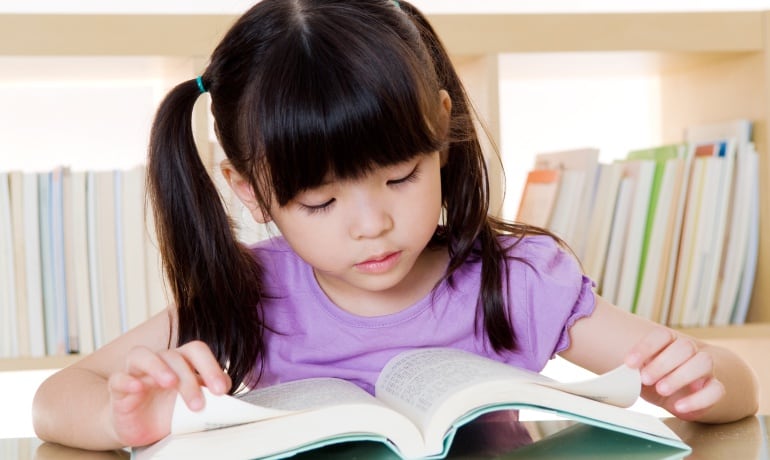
[248,7,444,206]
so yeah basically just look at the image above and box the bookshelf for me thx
[1,11,768,367]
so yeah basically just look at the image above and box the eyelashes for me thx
[387,165,420,187]
[298,164,422,215]
[299,198,335,215]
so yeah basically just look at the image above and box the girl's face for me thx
[268,151,444,313]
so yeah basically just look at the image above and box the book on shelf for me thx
[667,143,717,327]
[0,164,168,358]
[600,174,633,305]
[679,119,757,325]
[638,153,690,324]
[612,159,655,313]
[731,152,760,325]
[671,144,739,327]
[91,170,123,346]
[38,171,59,355]
[0,171,18,358]
[624,144,685,322]
[691,141,735,327]
[50,168,70,354]
[515,169,562,228]
[85,170,104,349]
[532,148,600,257]
[120,166,150,331]
[132,348,690,460]
[541,169,583,241]
[715,146,758,325]
[22,172,46,357]
[683,119,754,327]
[65,170,94,354]
[668,119,751,327]
[582,162,624,287]
[61,169,81,353]
[8,171,30,357]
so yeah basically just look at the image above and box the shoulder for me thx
[499,234,594,320]
[499,234,596,364]
[248,236,306,283]
[500,234,582,280]
[250,234,294,258]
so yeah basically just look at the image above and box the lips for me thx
[355,251,402,274]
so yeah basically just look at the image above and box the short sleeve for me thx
[505,236,596,371]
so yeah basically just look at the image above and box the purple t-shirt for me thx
[251,235,595,394]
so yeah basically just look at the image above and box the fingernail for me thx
[189,396,204,411]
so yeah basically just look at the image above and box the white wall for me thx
[0,57,195,172]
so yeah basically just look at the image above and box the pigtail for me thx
[402,1,557,351]
[147,77,264,391]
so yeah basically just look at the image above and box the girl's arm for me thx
[560,295,759,423]
[32,309,231,450]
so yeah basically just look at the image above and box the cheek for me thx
[278,218,341,266]
[405,173,443,230]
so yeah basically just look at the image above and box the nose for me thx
[349,194,394,240]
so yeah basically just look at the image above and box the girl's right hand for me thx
[106,340,232,447]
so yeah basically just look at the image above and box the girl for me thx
[33,0,758,451]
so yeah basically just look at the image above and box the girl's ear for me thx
[220,160,272,224]
[438,89,452,166]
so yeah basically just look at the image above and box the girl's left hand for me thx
[624,328,726,420]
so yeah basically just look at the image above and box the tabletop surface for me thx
[3,415,767,459]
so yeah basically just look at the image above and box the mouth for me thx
[355,251,402,274]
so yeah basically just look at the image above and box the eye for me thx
[387,165,420,187]
[298,198,335,215]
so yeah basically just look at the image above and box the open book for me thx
[132,348,691,459]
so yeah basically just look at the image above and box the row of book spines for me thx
[0,167,169,359]
[519,140,757,328]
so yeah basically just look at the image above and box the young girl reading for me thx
[33,0,758,451]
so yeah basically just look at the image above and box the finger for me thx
[672,378,725,414]
[653,351,714,397]
[108,372,144,399]
[625,328,676,368]
[107,372,156,416]
[157,349,208,411]
[641,337,699,386]
[125,347,178,389]
[177,341,232,395]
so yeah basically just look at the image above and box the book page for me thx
[543,364,640,407]
[375,349,679,453]
[172,378,379,435]
[375,349,639,431]
[154,378,430,460]
[238,377,379,410]
[171,387,290,435]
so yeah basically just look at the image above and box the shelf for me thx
[678,323,770,341]
[0,12,764,57]
[0,355,81,372]
[0,10,767,369]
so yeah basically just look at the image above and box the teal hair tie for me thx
[196,75,207,94]
[392,0,400,8]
